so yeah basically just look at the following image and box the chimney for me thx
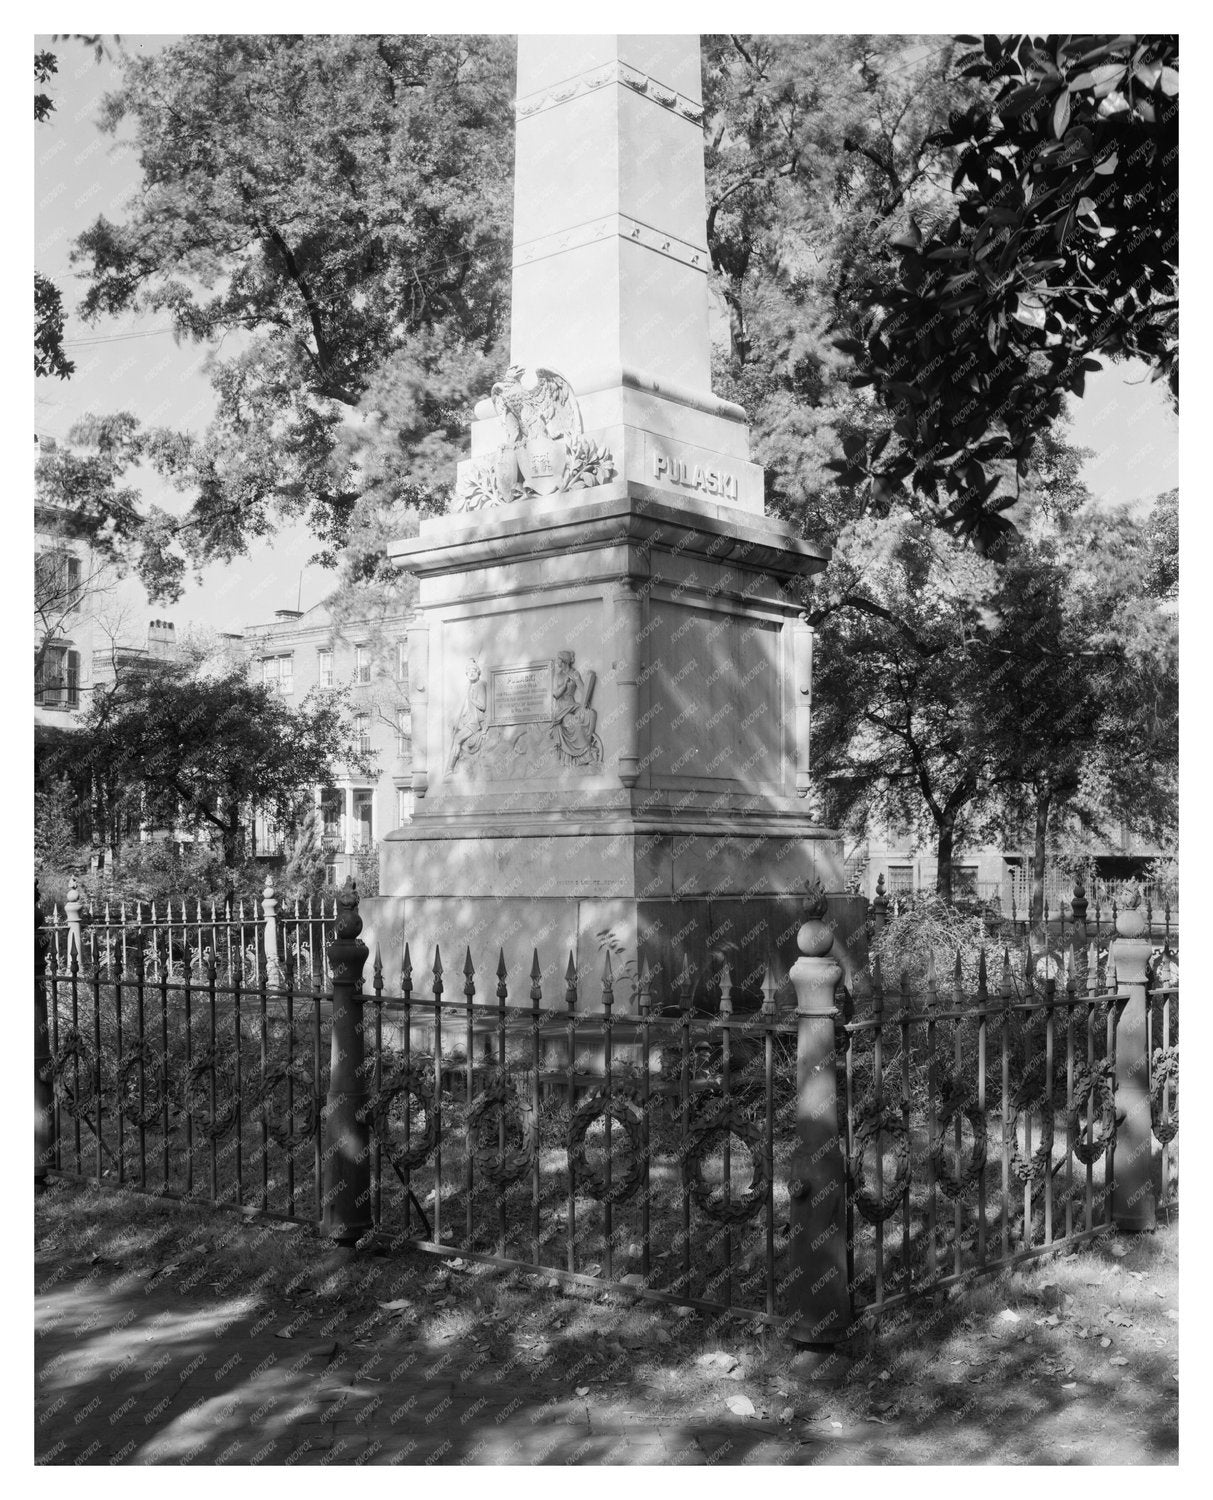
[274,609,304,620]
[147,619,176,658]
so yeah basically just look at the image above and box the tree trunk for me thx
[1030,789,1052,929]
[221,816,245,869]
[936,814,956,903]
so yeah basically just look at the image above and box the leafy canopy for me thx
[64,34,514,599]
[830,34,1178,551]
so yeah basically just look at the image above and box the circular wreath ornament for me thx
[116,1041,171,1129]
[567,1087,645,1204]
[1068,1060,1117,1164]
[1149,1046,1178,1145]
[50,1027,97,1119]
[682,1105,768,1224]
[361,1061,438,1173]
[930,1077,988,1201]
[182,1044,242,1141]
[466,1076,535,1186]
[1003,1079,1055,1185]
[258,1063,320,1147]
[848,1099,911,1223]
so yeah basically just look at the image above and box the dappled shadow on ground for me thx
[35,1181,1177,1465]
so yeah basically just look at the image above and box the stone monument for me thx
[368,35,845,1008]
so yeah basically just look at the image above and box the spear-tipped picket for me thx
[401,941,412,1001]
[759,958,776,1016]
[977,947,988,1004]
[432,944,444,1000]
[496,947,509,1006]
[637,956,652,1014]
[601,950,614,1013]
[953,948,963,1005]
[926,950,938,1011]
[463,946,475,1007]
[372,942,384,998]
[530,948,543,1007]
[564,951,578,1011]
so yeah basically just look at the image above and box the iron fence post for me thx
[35,884,54,1188]
[787,883,850,1344]
[323,878,372,1245]
[868,873,888,934]
[1109,905,1156,1232]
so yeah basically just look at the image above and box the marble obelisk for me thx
[369,35,847,1008]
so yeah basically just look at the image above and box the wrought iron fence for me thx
[34,882,1179,1335]
[840,945,1179,1317]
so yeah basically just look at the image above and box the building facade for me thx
[242,604,413,885]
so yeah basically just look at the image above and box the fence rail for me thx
[34,880,1179,1338]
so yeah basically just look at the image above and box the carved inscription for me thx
[652,450,739,500]
[491,664,552,725]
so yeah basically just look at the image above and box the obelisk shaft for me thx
[510,35,711,395]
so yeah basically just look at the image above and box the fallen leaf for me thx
[998,1309,1021,1324]
[830,1421,843,1430]
[377,1299,412,1313]
[726,1394,756,1417]
[778,1406,794,1424]
[1109,1242,1128,1258]
[1166,1309,1179,1321]
[1110,1355,1129,1367]
[575,1387,589,1398]
[1100,1336,1112,1348]
[1062,1382,1078,1391]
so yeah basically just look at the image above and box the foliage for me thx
[41,653,375,865]
[831,34,1178,551]
[35,273,73,380]
[35,778,85,876]
[811,431,1178,904]
[62,34,514,601]
[869,892,1003,995]
[702,34,977,549]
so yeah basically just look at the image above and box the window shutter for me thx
[34,654,45,705]
[66,650,80,708]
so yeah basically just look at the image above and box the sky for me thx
[33,32,1180,642]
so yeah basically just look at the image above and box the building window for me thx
[354,645,371,684]
[36,549,83,609]
[395,722,408,760]
[887,865,914,896]
[317,648,333,688]
[354,713,371,755]
[260,653,293,694]
[396,641,407,681]
[956,866,980,897]
[397,788,413,826]
[324,861,338,887]
[35,645,80,708]
[319,789,343,841]
[352,789,374,848]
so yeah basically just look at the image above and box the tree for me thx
[831,34,1178,551]
[44,655,374,866]
[63,34,514,602]
[35,52,74,380]
[811,438,1178,907]
[810,511,1006,898]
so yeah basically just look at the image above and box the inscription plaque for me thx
[491,663,552,725]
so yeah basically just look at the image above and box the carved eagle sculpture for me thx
[490,365,583,447]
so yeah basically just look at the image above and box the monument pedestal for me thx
[365,481,848,1006]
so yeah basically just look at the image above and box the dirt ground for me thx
[35,1179,1178,1465]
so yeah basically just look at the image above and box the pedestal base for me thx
[362,820,862,1009]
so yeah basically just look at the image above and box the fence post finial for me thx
[64,879,83,970]
[870,872,888,933]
